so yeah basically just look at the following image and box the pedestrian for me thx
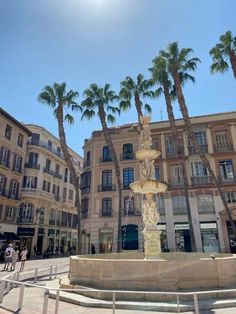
[11,246,19,271]
[20,247,28,271]
[91,243,96,254]
[3,244,13,271]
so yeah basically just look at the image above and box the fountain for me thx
[67,116,236,301]
[130,115,167,258]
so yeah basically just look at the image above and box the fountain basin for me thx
[69,252,236,294]
[135,148,161,160]
[130,180,167,194]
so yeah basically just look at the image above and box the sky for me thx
[0,0,235,156]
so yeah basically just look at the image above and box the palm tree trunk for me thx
[98,104,123,252]
[229,50,236,79]
[171,67,236,246]
[56,104,82,254]
[163,80,197,252]
[134,90,144,125]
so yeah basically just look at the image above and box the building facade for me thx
[20,125,83,255]
[0,108,31,249]
[81,111,236,254]
[0,107,82,256]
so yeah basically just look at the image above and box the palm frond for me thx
[144,104,152,114]
[64,113,74,125]
[107,114,116,124]
[81,109,96,120]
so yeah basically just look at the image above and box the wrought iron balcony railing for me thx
[98,184,116,192]
[191,176,213,185]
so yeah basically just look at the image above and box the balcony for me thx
[81,187,90,195]
[213,143,233,152]
[122,183,132,190]
[43,168,62,180]
[218,176,236,184]
[83,160,91,168]
[98,184,116,192]
[21,188,54,200]
[17,217,34,224]
[101,208,112,217]
[191,176,213,186]
[120,153,134,161]
[25,163,40,170]
[100,156,112,163]
[168,182,185,189]
[27,139,63,159]
[123,208,141,216]
[54,195,61,202]
[173,208,187,215]
[188,145,208,155]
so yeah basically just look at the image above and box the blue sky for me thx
[0,0,235,155]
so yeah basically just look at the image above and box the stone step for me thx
[49,289,236,312]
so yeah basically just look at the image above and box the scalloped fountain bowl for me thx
[135,148,161,160]
[130,179,167,194]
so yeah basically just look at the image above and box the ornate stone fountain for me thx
[130,115,167,258]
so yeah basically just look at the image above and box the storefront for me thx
[60,231,67,254]
[48,229,55,254]
[17,227,35,255]
[200,222,219,253]
[99,228,113,253]
[175,223,191,252]
[157,224,168,252]
[226,221,236,253]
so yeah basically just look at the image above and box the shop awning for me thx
[4,232,20,241]
[0,233,6,241]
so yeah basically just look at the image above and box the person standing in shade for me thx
[91,243,96,254]
[11,246,19,271]
[3,244,13,271]
[20,247,28,271]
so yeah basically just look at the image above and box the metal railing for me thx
[2,265,236,314]
[191,176,213,185]
[25,163,40,170]
[98,184,116,192]
[188,144,208,154]
[213,142,233,152]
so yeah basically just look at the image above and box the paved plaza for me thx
[0,257,236,314]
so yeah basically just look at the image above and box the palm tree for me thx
[38,82,82,253]
[119,74,153,126]
[81,83,123,252]
[210,31,236,79]
[149,55,197,251]
[161,42,236,243]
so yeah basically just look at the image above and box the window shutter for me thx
[0,204,3,220]
[35,177,38,188]
[6,149,10,168]
[15,182,20,200]
[12,153,16,171]
[4,206,9,220]
[0,147,4,164]
[8,179,13,198]
[42,180,46,191]
[12,207,17,222]
[19,156,22,173]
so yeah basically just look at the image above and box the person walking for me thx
[11,246,19,271]
[3,244,13,271]
[20,247,28,271]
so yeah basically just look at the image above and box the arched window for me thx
[123,168,134,189]
[123,144,133,160]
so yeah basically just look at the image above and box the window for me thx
[10,180,19,199]
[31,133,40,145]
[64,168,68,182]
[69,189,74,200]
[55,164,60,175]
[123,168,134,188]
[197,194,214,213]
[28,152,38,168]
[172,195,187,214]
[81,172,91,188]
[102,170,112,187]
[0,174,5,194]
[189,131,207,146]
[124,196,134,214]
[219,160,234,180]
[224,192,236,203]
[42,180,50,193]
[86,151,90,164]
[102,146,111,161]
[57,146,61,156]
[0,147,10,167]
[18,203,34,223]
[48,140,52,151]
[170,165,183,185]
[102,198,112,216]
[81,198,89,215]
[123,143,133,159]
[49,209,56,225]
[45,159,51,171]
[17,133,24,147]
[215,131,229,149]
[5,124,12,140]
[23,176,37,188]
[63,187,67,200]
[157,195,165,215]
[13,154,22,172]
[191,161,208,176]
[155,166,161,180]
[165,136,175,155]
[52,184,56,194]
[5,206,16,221]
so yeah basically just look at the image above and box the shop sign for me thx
[17,227,35,236]
[200,223,217,229]
[157,224,166,230]
[175,224,190,230]
[48,229,55,237]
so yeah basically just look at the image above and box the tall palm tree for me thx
[81,83,123,252]
[119,74,153,126]
[210,31,236,79]
[161,42,236,243]
[149,55,197,251]
[38,82,82,253]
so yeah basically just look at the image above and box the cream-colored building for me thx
[81,111,236,254]
[19,124,83,255]
[0,108,31,248]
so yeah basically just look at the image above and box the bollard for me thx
[112,292,116,314]
[43,289,49,314]
[54,265,57,279]
[18,285,25,311]
[193,294,200,314]
[176,294,180,314]
[49,266,53,280]
[34,268,38,283]
[0,280,5,303]
[54,290,60,314]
